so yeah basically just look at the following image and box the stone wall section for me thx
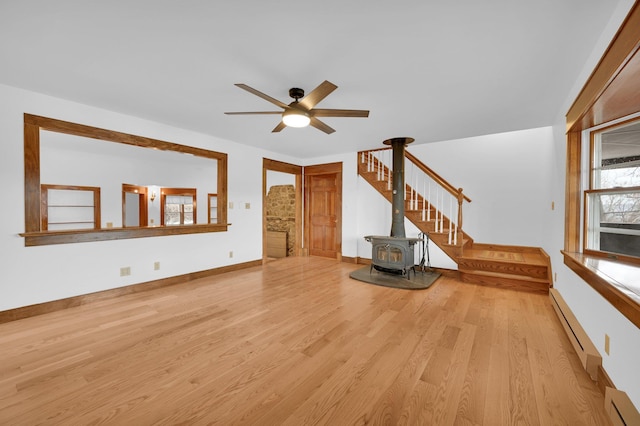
[266,184,296,256]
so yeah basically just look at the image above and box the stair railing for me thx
[359,148,471,246]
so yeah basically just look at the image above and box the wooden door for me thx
[305,163,342,259]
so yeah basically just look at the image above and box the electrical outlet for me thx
[551,201,555,210]
[154,261,160,270]
[229,202,234,209]
[554,272,557,282]
[106,222,113,228]
[120,266,131,277]
[150,219,154,225]
[245,202,251,209]
[604,334,610,355]
[229,251,233,258]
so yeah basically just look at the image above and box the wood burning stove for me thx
[365,235,421,278]
[365,137,422,279]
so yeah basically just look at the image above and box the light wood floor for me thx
[0,257,610,425]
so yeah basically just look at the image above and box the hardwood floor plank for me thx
[0,257,612,425]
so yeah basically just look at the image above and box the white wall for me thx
[0,83,300,312]
[408,128,556,252]
[266,170,296,188]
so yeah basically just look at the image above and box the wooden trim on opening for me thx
[0,259,262,324]
[24,114,227,160]
[24,121,41,233]
[22,113,229,246]
[566,4,640,131]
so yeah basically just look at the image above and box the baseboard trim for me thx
[549,288,601,380]
[0,259,262,324]
[341,256,364,264]
[605,387,640,426]
[597,365,615,396]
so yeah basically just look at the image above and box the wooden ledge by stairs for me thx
[458,244,551,294]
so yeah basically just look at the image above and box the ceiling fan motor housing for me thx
[289,87,304,100]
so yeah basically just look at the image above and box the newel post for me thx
[457,188,464,246]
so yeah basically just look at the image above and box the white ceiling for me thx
[0,1,626,159]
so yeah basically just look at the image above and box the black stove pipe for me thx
[383,137,414,238]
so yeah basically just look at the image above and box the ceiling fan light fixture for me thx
[282,110,310,128]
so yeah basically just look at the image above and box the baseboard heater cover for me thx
[605,387,640,426]
[549,288,601,380]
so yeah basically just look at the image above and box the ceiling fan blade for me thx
[309,117,335,134]
[224,111,282,115]
[234,84,289,109]
[311,109,369,118]
[272,121,287,133]
[298,80,338,110]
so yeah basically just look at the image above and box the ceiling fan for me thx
[224,80,369,134]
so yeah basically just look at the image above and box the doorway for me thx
[263,159,303,262]
[122,183,148,227]
[304,162,342,260]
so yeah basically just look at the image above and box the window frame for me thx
[21,114,228,246]
[583,118,640,263]
[160,187,197,226]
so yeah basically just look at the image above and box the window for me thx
[161,188,196,226]
[208,193,218,224]
[41,184,101,231]
[585,119,640,260]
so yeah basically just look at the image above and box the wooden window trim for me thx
[564,2,640,328]
[41,184,101,231]
[21,114,228,246]
[160,187,197,226]
[208,193,218,224]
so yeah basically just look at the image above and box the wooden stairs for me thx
[358,153,552,294]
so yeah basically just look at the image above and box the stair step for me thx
[459,270,549,294]
[458,257,548,279]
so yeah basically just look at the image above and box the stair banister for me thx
[358,148,471,247]
[404,150,471,202]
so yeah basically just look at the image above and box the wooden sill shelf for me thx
[562,251,640,328]
[20,223,230,246]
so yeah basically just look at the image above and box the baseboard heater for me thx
[605,387,640,426]
[549,288,601,380]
